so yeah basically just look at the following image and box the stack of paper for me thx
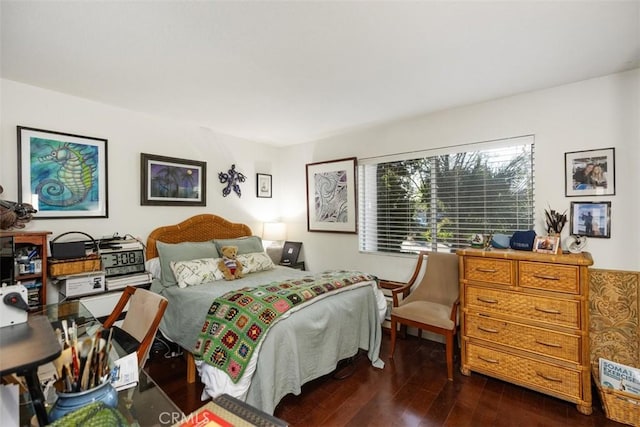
[110,352,139,391]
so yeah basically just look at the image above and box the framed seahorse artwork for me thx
[17,126,108,219]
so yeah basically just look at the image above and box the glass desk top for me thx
[20,300,183,426]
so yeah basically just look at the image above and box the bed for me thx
[145,214,386,414]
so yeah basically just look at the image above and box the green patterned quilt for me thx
[193,270,376,382]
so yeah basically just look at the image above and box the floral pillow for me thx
[237,252,275,274]
[170,258,225,288]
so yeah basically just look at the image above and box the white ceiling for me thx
[2,1,639,146]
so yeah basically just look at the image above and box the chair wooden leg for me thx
[445,331,454,381]
[418,329,423,339]
[400,324,407,339]
[390,319,397,358]
[186,351,196,384]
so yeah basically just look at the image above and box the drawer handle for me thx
[535,339,562,348]
[533,274,560,281]
[536,372,563,383]
[476,268,497,273]
[478,355,499,364]
[534,306,561,315]
[478,326,499,334]
[477,297,498,304]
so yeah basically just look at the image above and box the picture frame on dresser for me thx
[570,201,611,238]
[17,126,108,218]
[533,235,560,254]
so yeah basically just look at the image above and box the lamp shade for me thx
[262,222,286,241]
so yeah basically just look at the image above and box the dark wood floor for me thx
[145,332,623,426]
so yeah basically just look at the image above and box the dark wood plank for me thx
[145,332,622,426]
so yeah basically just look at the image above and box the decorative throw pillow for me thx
[237,251,275,274]
[170,258,225,288]
[156,241,219,288]
[213,236,264,255]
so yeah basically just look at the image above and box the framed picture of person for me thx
[570,201,611,238]
[533,235,560,254]
[564,148,615,197]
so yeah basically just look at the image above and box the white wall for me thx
[2,70,638,283]
[0,79,282,242]
[281,69,640,278]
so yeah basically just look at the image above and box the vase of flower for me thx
[544,207,567,236]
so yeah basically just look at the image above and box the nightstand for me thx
[280,261,305,271]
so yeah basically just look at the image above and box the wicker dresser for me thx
[457,248,594,415]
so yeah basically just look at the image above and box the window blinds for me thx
[358,136,535,254]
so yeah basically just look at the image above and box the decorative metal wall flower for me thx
[218,164,246,197]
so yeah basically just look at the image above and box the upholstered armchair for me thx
[388,251,460,380]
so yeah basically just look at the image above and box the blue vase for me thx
[48,381,118,422]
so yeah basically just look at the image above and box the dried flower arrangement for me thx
[544,206,567,235]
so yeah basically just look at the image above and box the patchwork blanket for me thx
[193,270,377,383]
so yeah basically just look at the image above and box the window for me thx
[358,136,535,254]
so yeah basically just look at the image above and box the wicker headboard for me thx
[146,214,253,260]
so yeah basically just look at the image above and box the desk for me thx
[19,301,183,426]
[0,315,61,427]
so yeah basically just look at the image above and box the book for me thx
[174,404,232,427]
[599,358,640,396]
[110,352,139,391]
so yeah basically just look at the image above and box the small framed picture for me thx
[570,201,611,238]
[280,241,302,265]
[564,148,615,197]
[257,173,272,198]
[533,235,560,254]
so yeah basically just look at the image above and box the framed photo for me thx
[140,153,206,206]
[306,157,357,233]
[570,201,611,238]
[533,235,560,254]
[256,173,272,198]
[280,241,302,265]
[17,126,108,218]
[565,148,615,197]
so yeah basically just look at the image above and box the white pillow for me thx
[146,257,162,280]
[170,258,225,288]
[237,252,275,274]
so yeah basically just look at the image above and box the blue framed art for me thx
[18,126,109,218]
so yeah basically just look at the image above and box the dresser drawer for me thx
[519,262,580,294]
[464,257,514,286]
[465,314,581,363]
[465,285,580,328]
[466,343,583,400]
